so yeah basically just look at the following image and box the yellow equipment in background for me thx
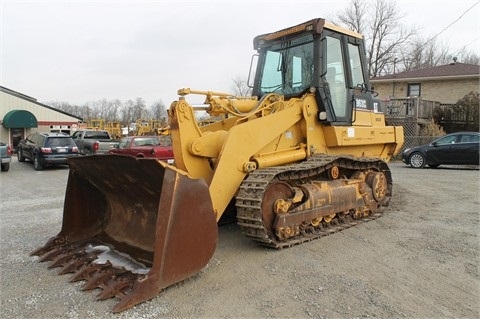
[85,119,105,130]
[134,118,162,136]
[105,121,122,139]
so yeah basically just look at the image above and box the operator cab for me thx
[251,18,380,126]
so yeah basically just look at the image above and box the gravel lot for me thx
[1,157,479,319]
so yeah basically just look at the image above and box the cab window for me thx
[258,34,314,96]
[348,43,365,87]
[326,36,347,119]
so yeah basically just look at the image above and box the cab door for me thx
[324,32,373,125]
[346,40,379,118]
[324,34,350,123]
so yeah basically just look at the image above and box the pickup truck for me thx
[108,136,174,163]
[0,142,12,172]
[71,130,119,155]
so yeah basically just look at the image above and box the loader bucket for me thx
[30,155,218,312]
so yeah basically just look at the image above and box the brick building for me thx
[370,62,479,104]
[371,62,479,152]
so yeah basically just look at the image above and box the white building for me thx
[0,86,83,150]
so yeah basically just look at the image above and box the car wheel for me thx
[33,155,43,171]
[1,163,9,172]
[18,149,25,162]
[409,152,426,168]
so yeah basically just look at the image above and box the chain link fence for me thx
[387,121,441,159]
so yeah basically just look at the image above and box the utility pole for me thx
[392,58,397,98]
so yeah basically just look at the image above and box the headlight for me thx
[403,148,410,153]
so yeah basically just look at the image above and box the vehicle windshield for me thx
[46,137,75,147]
[118,138,129,149]
[257,34,314,97]
[85,131,110,139]
[435,135,458,145]
[134,137,160,146]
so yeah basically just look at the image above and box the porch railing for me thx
[383,97,439,120]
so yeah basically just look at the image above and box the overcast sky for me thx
[1,0,479,107]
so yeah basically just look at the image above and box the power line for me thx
[451,36,479,56]
[426,1,479,45]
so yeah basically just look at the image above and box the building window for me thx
[407,83,421,97]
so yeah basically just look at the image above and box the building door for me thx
[11,128,24,151]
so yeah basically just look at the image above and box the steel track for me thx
[236,154,391,248]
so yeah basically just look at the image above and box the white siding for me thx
[0,89,81,145]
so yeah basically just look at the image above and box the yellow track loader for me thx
[32,18,404,312]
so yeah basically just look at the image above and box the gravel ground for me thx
[0,157,479,319]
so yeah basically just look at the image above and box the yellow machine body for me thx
[170,90,402,221]
[32,18,404,312]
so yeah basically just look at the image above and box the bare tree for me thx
[333,0,417,77]
[46,97,171,126]
[108,99,122,122]
[97,99,110,120]
[333,0,366,37]
[83,101,101,120]
[453,48,480,65]
[44,101,76,116]
[334,0,478,77]
[230,76,252,96]
[131,97,147,120]
[149,100,168,125]
[398,37,452,71]
[121,99,136,126]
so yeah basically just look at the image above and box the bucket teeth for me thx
[80,265,129,291]
[96,274,137,301]
[48,250,86,269]
[70,261,111,283]
[58,253,97,275]
[58,259,87,275]
[39,246,67,262]
[30,236,67,257]
[81,269,115,291]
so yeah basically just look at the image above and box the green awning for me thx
[2,110,38,128]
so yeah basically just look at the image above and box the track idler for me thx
[270,171,387,240]
[31,155,218,312]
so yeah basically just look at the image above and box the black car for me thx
[402,132,480,168]
[17,132,79,170]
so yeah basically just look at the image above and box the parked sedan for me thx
[17,132,79,170]
[402,132,480,168]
